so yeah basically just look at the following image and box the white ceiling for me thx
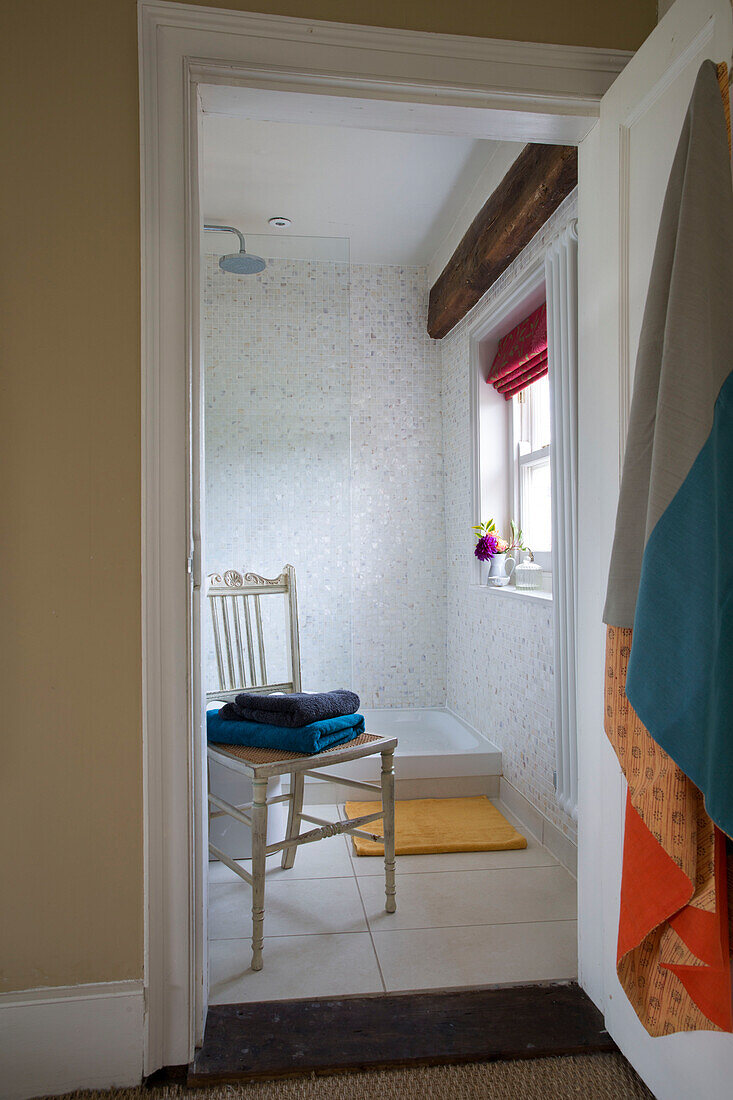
[201,100,522,268]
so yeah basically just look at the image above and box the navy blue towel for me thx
[222,689,360,729]
[207,707,364,754]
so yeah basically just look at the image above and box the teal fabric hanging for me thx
[603,60,733,839]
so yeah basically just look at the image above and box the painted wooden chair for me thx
[206,565,397,971]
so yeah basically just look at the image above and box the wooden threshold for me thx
[188,982,614,1085]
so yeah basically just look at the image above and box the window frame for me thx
[511,382,553,574]
[469,258,548,588]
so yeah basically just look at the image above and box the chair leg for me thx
[381,749,397,914]
[250,777,268,971]
[281,771,304,870]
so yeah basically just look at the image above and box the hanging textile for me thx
[602,60,733,1037]
[487,302,547,399]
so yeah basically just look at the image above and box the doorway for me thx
[139,5,615,1068]
[198,85,580,1008]
[140,3,733,1090]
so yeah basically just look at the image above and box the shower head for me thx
[218,250,267,275]
[203,223,266,275]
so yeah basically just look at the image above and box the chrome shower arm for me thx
[203,224,247,252]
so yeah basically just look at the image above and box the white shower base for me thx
[209,707,503,854]
[303,706,502,803]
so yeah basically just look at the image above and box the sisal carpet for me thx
[345,796,526,856]
[51,1052,653,1099]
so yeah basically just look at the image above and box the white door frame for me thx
[138,0,631,1072]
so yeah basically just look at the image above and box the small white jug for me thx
[486,552,515,587]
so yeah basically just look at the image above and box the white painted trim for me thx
[0,981,144,1100]
[468,255,547,584]
[476,581,553,602]
[149,2,631,92]
[138,0,631,1074]
[546,220,579,822]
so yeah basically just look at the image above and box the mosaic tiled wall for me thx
[203,256,353,691]
[441,192,578,843]
[349,265,445,706]
[203,256,445,706]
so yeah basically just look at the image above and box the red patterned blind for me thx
[487,302,548,400]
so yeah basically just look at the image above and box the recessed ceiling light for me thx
[268,216,291,228]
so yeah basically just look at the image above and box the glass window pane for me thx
[521,456,552,552]
[530,374,551,451]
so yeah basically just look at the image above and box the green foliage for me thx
[472,516,531,553]
[509,519,528,553]
[472,518,497,540]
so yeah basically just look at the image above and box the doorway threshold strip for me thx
[188,982,613,1084]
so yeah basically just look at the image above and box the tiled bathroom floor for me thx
[208,801,577,1004]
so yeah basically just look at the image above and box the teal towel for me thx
[603,62,733,839]
[207,707,364,754]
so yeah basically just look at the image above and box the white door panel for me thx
[577,1,733,1097]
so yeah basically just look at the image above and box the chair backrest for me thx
[206,565,302,702]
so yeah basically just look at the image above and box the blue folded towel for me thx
[207,706,365,754]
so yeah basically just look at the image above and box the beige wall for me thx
[176,0,657,48]
[0,0,656,994]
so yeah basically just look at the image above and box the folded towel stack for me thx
[207,689,363,755]
[222,688,360,728]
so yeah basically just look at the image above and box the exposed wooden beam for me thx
[427,144,578,340]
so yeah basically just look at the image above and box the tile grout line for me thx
[342,802,389,994]
[209,858,564,887]
[347,859,561,877]
[208,916,578,944]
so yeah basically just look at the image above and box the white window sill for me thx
[470,581,553,603]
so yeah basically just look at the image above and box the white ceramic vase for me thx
[486,552,515,586]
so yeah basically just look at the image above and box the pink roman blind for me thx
[487,302,548,400]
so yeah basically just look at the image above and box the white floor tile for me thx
[208,875,368,939]
[208,835,353,884]
[209,932,384,1003]
[208,805,350,883]
[206,800,579,1003]
[372,920,577,992]
[358,865,577,931]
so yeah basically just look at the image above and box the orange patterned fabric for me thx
[604,626,732,1036]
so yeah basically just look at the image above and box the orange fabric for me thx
[616,795,691,960]
[602,63,733,1038]
[605,626,732,1036]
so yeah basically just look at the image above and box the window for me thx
[470,270,551,590]
[513,373,551,571]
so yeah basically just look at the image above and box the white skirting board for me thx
[499,778,578,877]
[0,980,144,1100]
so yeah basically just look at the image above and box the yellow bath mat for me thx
[345,796,527,856]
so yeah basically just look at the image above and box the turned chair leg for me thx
[381,749,397,913]
[281,771,304,871]
[250,777,268,971]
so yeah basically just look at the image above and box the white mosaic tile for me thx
[349,264,445,707]
[203,257,353,692]
[440,192,578,844]
[203,256,445,706]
